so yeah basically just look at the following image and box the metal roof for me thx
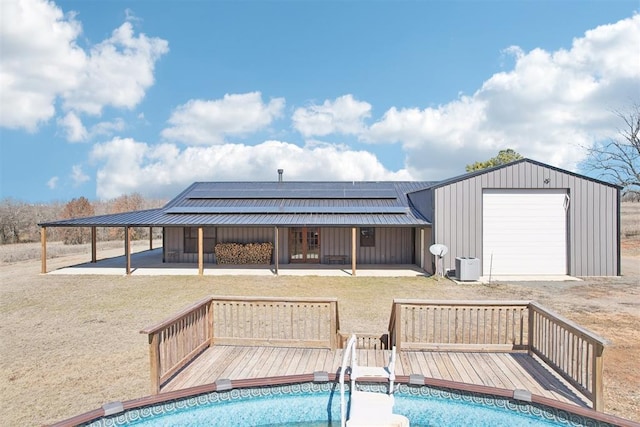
[427,158,622,190]
[39,181,436,228]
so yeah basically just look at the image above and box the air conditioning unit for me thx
[455,257,480,281]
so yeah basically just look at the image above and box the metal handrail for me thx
[339,334,357,427]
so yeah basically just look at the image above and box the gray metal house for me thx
[159,180,433,268]
[410,159,620,276]
[38,159,621,277]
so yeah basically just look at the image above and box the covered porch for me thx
[40,223,431,277]
[45,247,427,277]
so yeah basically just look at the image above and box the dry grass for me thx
[0,240,160,264]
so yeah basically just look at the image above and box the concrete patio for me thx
[46,248,428,277]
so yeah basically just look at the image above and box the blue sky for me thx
[1,0,639,202]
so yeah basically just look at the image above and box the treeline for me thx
[0,193,166,245]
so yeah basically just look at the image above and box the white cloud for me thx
[47,176,59,190]
[0,0,84,131]
[57,112,88,142]
[366,14,640,179]
[90,137,411,199]
[91,118,126,137]
[161,92,285,145]
[292,94,372,137]
[70,165,90,186]
[0,0,168,131]
[63,22,168,115]
[56,114,126,142]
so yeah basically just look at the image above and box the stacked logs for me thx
[214,242,273,264]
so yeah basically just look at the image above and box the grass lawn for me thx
[1,241,639,425]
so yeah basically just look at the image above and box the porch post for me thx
[420,228,425,270]
[40,226,47,274]
[351,227,357,277]
[198,226,204,276]
[125,226,131,276]
[149,227,153,250]
[274,226,279,275]
[91,227,97,263]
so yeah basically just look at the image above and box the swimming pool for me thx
[81,382,620,427]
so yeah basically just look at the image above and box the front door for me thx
[289,227,320,263]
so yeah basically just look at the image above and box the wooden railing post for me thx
[148,332,160,394]
[395,303,402,351]
[593,344,604,411]
[329,300,337,350]
[527,303,534,356]
[208,299,214,346]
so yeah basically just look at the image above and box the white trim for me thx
[483,190,567,275]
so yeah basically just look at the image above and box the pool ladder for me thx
[338,334,409,427]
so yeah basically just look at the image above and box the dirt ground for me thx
[0,241,638,426]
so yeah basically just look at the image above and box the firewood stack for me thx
[214,242,273,264]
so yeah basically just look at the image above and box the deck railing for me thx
[528,302,606,411]
[210,296,339,349]
[140,297,213,394]
[140,295,340,394]
[337,332,389,349]
[389,299,529,351]
[388,299,607,411]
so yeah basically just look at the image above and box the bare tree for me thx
[108,193,145,240]
[61,197,95,245]
[0,199,27,243]
[583,104,640,197]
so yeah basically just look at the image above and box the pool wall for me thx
[50,373,639,427]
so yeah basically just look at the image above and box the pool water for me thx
[87,383,615,427]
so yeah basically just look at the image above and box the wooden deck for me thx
[161,346,589,407]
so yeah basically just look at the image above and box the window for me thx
[360,227,375,247]
[184,227,215,253]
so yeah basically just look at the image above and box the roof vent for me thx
[277,169,284,182]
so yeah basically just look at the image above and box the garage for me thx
[418,159,620,277]
[482,189,568,275]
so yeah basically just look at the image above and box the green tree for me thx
[465,149,524,172]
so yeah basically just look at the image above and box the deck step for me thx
[348,390,395,423]
[352,365,391,379]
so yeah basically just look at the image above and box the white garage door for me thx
[483,189,568,275]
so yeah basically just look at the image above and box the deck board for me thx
[160,346,590,408]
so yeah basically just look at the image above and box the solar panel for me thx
[186,189,399,199]
[165,206,409,214]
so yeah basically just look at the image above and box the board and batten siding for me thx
[430,161,619,276]
[165,226,421,265]
[164,226,278,264]
[319,227,416,264]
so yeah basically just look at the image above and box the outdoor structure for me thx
[38,159,621,277]
[139,296,608,411]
